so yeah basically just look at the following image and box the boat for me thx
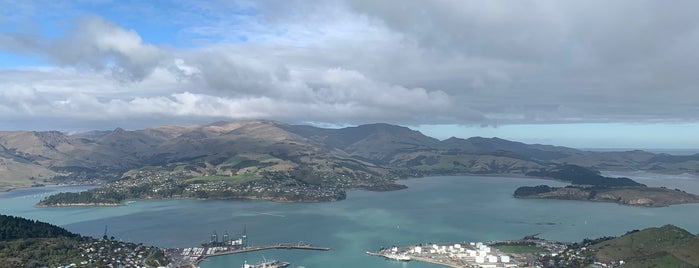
[242,259,290,268]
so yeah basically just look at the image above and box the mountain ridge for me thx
[1,120,698,203]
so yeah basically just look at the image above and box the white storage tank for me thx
[487,255,498,263]
[501,255,511,263]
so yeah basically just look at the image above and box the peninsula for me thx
[514,165,699,207]
[514,185,699,207]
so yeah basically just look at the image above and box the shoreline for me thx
[1,183,101,193]
[514,185,699,207]
[35,202,123,208]
[21,172,699,207]
[366,252,461,268]
[32,194,344,207]
[410,256,462,268]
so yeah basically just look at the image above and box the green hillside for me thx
[594,225,699,267]
[0,214,169,267]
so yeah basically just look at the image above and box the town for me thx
[72,237,168,267]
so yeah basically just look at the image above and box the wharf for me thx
[213,244,331,255]
[188,243,330,265]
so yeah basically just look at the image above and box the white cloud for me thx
[2,1,699,131]
[49,15,162,80]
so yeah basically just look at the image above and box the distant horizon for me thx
[581,148,699,155]
[1,119,698,153]
[2,1,699,151]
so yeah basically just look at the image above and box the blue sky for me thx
[416,123,699,149]
[1,0,699,149]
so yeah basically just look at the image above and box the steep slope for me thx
[284,124,553,175]
[594,225,699,267]
[439,136,580,161]
[283,123,441,163]
[554,150,658,171]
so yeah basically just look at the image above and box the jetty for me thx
[167,242,330,266]
[166,226,330,267]
[207,243,330,256]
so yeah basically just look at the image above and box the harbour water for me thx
[2,175,699,267]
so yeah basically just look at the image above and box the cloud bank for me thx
[1,0,699,130]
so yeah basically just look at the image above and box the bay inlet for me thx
[2,175,699,267]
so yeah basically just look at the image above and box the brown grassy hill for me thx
[3,120,699,195]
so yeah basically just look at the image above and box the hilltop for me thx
[527,224,699,267]
[594,225,699,267]
[1,120,698,204]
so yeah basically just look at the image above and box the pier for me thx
[168,243,331,266]
[206,243,331,256]
[270,243,331,251]
[166,227,330,267]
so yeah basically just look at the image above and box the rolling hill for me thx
[1,120,698,202]
[594,225,699,267]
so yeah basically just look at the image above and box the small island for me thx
[514,185,699,207]
[514,165,699,207]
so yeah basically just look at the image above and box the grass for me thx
[649,253,692,267]
[494,245,547,254]
[595,225,699,266]
[256,155,277,161]
[0,158,56,190]
[187,173,257,184]
[623,252,691,268]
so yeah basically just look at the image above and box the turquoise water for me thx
[2,176,699,267]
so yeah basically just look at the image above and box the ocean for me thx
[2,175,699,267]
